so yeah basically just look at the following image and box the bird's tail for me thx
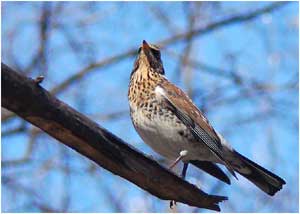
[231,150,286,196]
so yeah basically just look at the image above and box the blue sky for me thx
[1,2,299,212]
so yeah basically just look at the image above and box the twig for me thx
[50,2,288,96]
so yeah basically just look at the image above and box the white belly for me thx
[131,107,213,161]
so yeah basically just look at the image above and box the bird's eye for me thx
[138,47,142,54]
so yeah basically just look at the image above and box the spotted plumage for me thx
[128,40,285,200]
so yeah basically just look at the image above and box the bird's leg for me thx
[181,162,189,180]
[169,150,188,209]
[168,150,188,170]
[168,156,182,170]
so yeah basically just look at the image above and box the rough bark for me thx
[1,63,227,211]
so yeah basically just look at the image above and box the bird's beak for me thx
[141,40,152,62]
[142,40,150,51]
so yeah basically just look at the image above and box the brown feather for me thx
[159,78,221,143]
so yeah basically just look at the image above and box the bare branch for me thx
[50,2,288,96]
[160,2,288,46]
[1,123,27,137]
[50,51,136,95]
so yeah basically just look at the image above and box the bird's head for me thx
[133,40,165,75]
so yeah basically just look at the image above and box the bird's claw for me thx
[169,200,177,209]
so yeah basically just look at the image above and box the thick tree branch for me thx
[1,63,227,211]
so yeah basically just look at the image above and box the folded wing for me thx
[155,81,236,177]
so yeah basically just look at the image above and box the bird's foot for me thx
[170,200,177,209]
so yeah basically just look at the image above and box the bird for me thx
[128,40,286,201]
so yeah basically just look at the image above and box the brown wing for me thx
[156,79,236,176]
[160,80,220,141]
